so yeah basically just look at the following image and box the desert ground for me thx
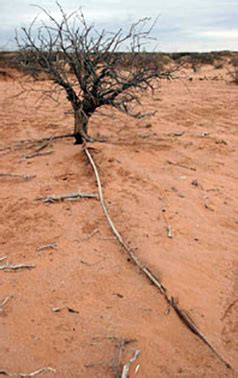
[0,60,237,377]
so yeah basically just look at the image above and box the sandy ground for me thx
[0,66,237,377]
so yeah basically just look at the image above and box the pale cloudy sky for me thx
[0,0,237,51]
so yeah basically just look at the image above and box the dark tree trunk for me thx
[74,109,90,144]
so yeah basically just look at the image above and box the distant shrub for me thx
[230,57,238,67]
[228,68,238,85]
[213,60,224,69]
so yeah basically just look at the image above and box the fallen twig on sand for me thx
[36,243,57,252]
[22,151,54,160]
[221,300,238,321]
[36,192,98,203]
[0,257,7,262]
[161,210,173,239]
[0,264,35,272]
[167,225,173,239]
[112,339,126,378]
[67,307,79,314]
[0,173,35,181]
[111,338,137,377]
[168,131,185,137]
[121,350,140,378]
[0,296,11,312]
[167,160,196,171]
[0,367,56,377]
[83,228,99,241]
[84,145,232,370]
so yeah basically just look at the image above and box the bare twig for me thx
[0,296,11,312]
[162,210,173,239]
[167,160,196,171]
[36,243,57,251]
[36,191,98,203]
[0,264,35,271]
[121,350,140,378]
[0,257,7,262]
[167,225,173,239]
[83,228,99,240]
[112,339,126,378]
[0,367,56,377]
[0,173,35,180]
[84,145,232,370]
[221,300,238,321]
[22,151,53,160]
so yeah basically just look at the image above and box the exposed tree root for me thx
[22,151,54,160]
[0,134,74,154]
[83,145,232,370]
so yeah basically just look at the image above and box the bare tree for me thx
[16,2,169,144]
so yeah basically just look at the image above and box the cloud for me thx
[0,0,238,51]
[198,30,238,39]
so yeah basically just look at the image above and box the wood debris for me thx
[0,296,11,312]
[52,307,61,313]
[0,264,35,272]
[0,173,35,181]
[167,160,196,171]
[134,364,141,375]
[67,307,79,314]
[36,243,57,252]
[121,350,140,378]
[22,151,53,160]
[0,367,56,377]
[83,228,99,240]
[36,192,98,203]
[167,225,173,239]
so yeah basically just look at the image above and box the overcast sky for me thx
[0,0,237,51]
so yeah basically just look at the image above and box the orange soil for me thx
[0,66,237,377]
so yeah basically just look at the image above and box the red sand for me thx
[0,66,237,377]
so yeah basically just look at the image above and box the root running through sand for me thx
[83,144,232,370]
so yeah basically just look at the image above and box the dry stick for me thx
[0,367,56,377]
[0,296,11,311]
[36,243,57,252]
[121,350,140,378]
[84,228,100,241]
[84,146,232,370]
[36,192,98,203]
[0,173,35,181]
[112,338,126,378]
[0,256,7,262]
[0,264,35,271]
[22,151,54,160]
[162,211,173,239]
[221,300,238,321]
[167,160,196,171]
